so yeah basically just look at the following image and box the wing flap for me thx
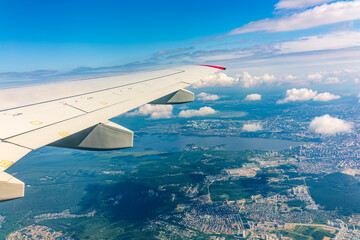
[0,172,24,201]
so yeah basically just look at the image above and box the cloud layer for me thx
[191,69,357,90]
[275,0,334,10]
[229,1,360,34]
[277,88,340,103]
[178,107,217,118]
[309,114,353,135]
[276,31,360,54]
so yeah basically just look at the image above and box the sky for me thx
[1,0,360,88]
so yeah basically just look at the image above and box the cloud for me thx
[309,114,353,135]
[324,77,341,84]
[178,107,217,118]
[154,47,194,56]
[276,31,360,54]
[305,69,358,85]
[277,88,340,103]
[239,72,276,88]
[165,48,243,61]
[277,88,317,103]
[245,94,262,101]
[275,0,334,10]
[197,92,220,101]
[216,70,349,89]
[198,51,253,61]
[192,72,238,88]
[313,92,341,101]
[127,104,173,119]
[193,69,355,89]
[229,1,360,34]
[307,73,323,82]
[242,122,263,132]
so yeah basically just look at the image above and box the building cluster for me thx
[329,220,360,240]
[178,203,244,235]
[297,135,360,175]
[6,225,72,240]
[288,186,319,210]
[144,220,198,239]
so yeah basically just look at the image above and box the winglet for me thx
[199,65,226,70]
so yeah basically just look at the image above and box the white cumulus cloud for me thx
[277,88,317,103]
[192,72,238,88]
[245,94,262,101]
[276,31,360,54]
[242,122,263,132]
[197,92,220,101]
[275,0,334,10]
[309,114,353,135]
[277,88,340,103]
[307,72,323,82]
[127,104,173,119]
[239,72,276,88]
[229,1,360,34]
[313,92,341,101]
[178,106,217,118]
[324,77,341,84]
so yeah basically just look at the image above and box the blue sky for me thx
[0,0,275,71]
[1,0,360,89]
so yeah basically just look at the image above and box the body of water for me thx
[126,135,307,152]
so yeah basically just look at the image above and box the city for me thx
[1,99,360,239]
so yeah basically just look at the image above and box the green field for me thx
[276,225,334,240]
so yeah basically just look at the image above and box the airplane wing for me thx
[0,64,225,201]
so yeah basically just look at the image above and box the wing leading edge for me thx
[0,65,225,201]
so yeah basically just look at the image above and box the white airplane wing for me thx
[0,64,225,201]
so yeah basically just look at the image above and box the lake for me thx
[125,135,307,152]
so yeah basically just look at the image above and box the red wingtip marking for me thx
[199,64,226,70]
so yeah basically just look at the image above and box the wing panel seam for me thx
[1,140,34,150]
